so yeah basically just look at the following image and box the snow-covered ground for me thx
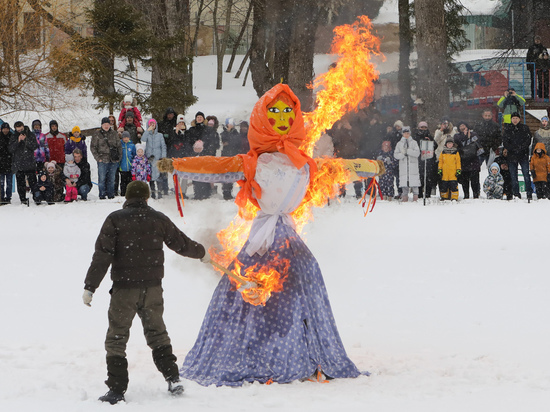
[2,194,550,411]
[2,51,550,411]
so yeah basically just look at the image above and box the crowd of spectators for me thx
[1,90,548,206]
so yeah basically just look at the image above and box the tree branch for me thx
[26,0,83,39]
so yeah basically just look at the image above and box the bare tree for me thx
[132,0,196,118]
[398,0,413,126]
[249,0,322,106]
[226,0,252,73]
[415,0,448,128]
[0,0,92,114]
[212,0,234,89]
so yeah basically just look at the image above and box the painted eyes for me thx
[268,107,293,113]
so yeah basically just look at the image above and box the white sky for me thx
[373,0,503,25]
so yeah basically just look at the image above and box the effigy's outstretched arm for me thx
[157,156,384,185]
[314,158,385,184]
[158,156,244,183]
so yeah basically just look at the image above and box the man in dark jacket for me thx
[474,109,502,168]
[220,118,241,200]
[69,148,92,200]
[239,121,250,153]
[502,112,533,199]
[495,147,512,200]
[121,111,140,144]
[91,117,122,199]
[83,181,208,404]
[526,35,546,98]
[187,111,217,199]
[9,121,38,205]
[158,107,178,146]
[0,122,13,204]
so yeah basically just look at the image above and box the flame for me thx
[237,257,290,306]
[302,15,382,155]
[294,15,382,232]
[210,16,381,302]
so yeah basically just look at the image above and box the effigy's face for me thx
[267,100,296,135]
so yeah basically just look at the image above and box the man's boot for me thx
[99,390,125,405]
[152,344,182,395]
[101,356,128,404]
[167,378,185,396]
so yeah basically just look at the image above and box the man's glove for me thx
[456,169,462,177]
[237,281,258,292]
[200,250,211,264]
[83,290,93,307]
[132,175,136,181]
[146,175,151,182]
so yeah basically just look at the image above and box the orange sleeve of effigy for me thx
[172,156,244,174]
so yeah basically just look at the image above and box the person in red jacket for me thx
[117,95,143,131]
[46,120,67,167]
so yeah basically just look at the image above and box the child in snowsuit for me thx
[65,126,88,159]
[438,137,462,201]
[131,143,151,182]
[33,171,54,204]
[529,142,550,199]
[376,140,398,200]
[119,131,136,197]
[483,163,504,199]
[45,161,65,202]
[117,95,143,131]
[63,153,81,202]
[394,126,421,201]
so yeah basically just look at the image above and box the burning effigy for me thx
[159,16,384,386]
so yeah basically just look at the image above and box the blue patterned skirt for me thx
[180,218,360,386]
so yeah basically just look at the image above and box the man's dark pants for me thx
[104,285,178,393]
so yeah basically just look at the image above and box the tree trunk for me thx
[398,0,413,126]
[135,0,195,117]
[288,0,320,111]
[235,47,251,78]
[272,0,292,84]
[415,0,448,128]
[215,0,233,89]
[250,0,273,96]
[191,0,205,55]
[91,0,116,106]
[226,0,252,72]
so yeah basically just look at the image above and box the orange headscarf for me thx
[235,84,317,209]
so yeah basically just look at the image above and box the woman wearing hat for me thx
[534,115,550,154]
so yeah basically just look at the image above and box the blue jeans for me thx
[509,158,533,196]
[97,162,118,198]
[78,184,91,200]
[0,173,13,201]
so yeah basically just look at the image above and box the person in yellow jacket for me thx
[529,142,550,199]
[438,137,462,201]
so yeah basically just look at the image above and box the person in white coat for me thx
[394,126,421,201]
[141,119,167,198]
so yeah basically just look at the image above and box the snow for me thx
[2,54,550,411]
